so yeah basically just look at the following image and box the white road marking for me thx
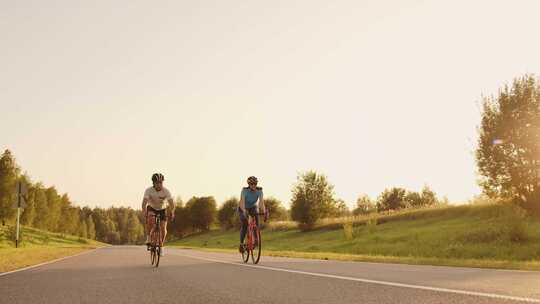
[0,247,104,277]
[176,251,540,303]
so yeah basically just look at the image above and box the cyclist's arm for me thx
[167,198,175,217]
[142,198,148,212]
[142,189,150,212]
[259,191,266,213]
[166,189,175,218]
[239,189,246,212]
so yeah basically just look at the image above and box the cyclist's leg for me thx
[145,206,152,245]
[148,208,158,245]
[160,210,167,247]
[239,208,248,243]
[239,208,248,252]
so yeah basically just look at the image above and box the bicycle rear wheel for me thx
[251,228,261,264]
[150,247,156,265]
[155,246,161,267]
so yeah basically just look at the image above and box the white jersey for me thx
[143,186,173,210]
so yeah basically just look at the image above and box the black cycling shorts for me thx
[147,206,167,221]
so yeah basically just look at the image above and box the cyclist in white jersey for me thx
[142,173,175,256]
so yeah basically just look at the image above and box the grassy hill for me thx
[170,203,540,270]
[0,225,105,272]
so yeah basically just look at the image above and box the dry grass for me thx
[0,225,105,272]
[0,247,96,272]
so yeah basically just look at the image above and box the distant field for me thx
[170,204,540,270]
[0,225,105,272]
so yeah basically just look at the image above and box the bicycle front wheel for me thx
[241,243,250,263]
[251,228,261,264]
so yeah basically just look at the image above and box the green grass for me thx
[170,204,540,270]
[0,225,105,272]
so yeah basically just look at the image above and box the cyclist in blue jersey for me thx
[238,176,268,253]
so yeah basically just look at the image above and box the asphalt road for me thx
[1,246,540,304]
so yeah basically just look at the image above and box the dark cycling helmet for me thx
[152,173,164,183]
[247,176,258,184]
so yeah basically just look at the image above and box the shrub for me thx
[343,222,353,240]
[456,203,529,243]
[377,188,407,212]
[187,196,217,231]
[266,221,297,231]
[264,197,289,221]
[218,198,239,230]
[290,171,336,230]
[366,217,377,234]
[7,225,23,246]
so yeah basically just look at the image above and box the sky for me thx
[1,0,539,209]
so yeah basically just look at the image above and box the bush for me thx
[290,171,336,231]
[42,234,50,245]
[366,217,377,234]
[264,197,289,221]
[343,222,353,240]
[266,221,297,231]
[218,198,239,230]
[377,188,407,212]
[106,231,121,244]
[171,204,192,238]
[187,196,217,231]
[456,203,529,243]
[353,195,375,215]
[7,225,23,246]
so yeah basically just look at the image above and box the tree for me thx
[45,187,62,231]
[33,184,49,230]
[106,231,121,244]
[264,197,288,221]
[290,171,336,230]
[353,194,375,215]
[218,197,239,230]
[476,75,540,212]
[58,194,80,235]
[21,178,37,226]
[377,187,407,212]
[0,150,20,224]
[92,208,117,242]
[404,191,422,208]
[331,199,350,217]
[78,220,88,238]
[420,185,438,206]
[115,208,130,244]
[86,214,96,240]
[186,196,217,231]
[170,203,192,237]
[126,211,144,244]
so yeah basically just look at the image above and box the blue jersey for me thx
[241,187,263,209]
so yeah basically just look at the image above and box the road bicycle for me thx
[149,212,164,268]
[241,212,265,264]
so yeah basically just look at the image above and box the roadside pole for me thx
[13,181,27,248]
[16,182,21,248]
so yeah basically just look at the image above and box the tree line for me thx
[2,74,538,242]
[0,148,443,242]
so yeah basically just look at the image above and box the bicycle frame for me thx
[245,215,258,250]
